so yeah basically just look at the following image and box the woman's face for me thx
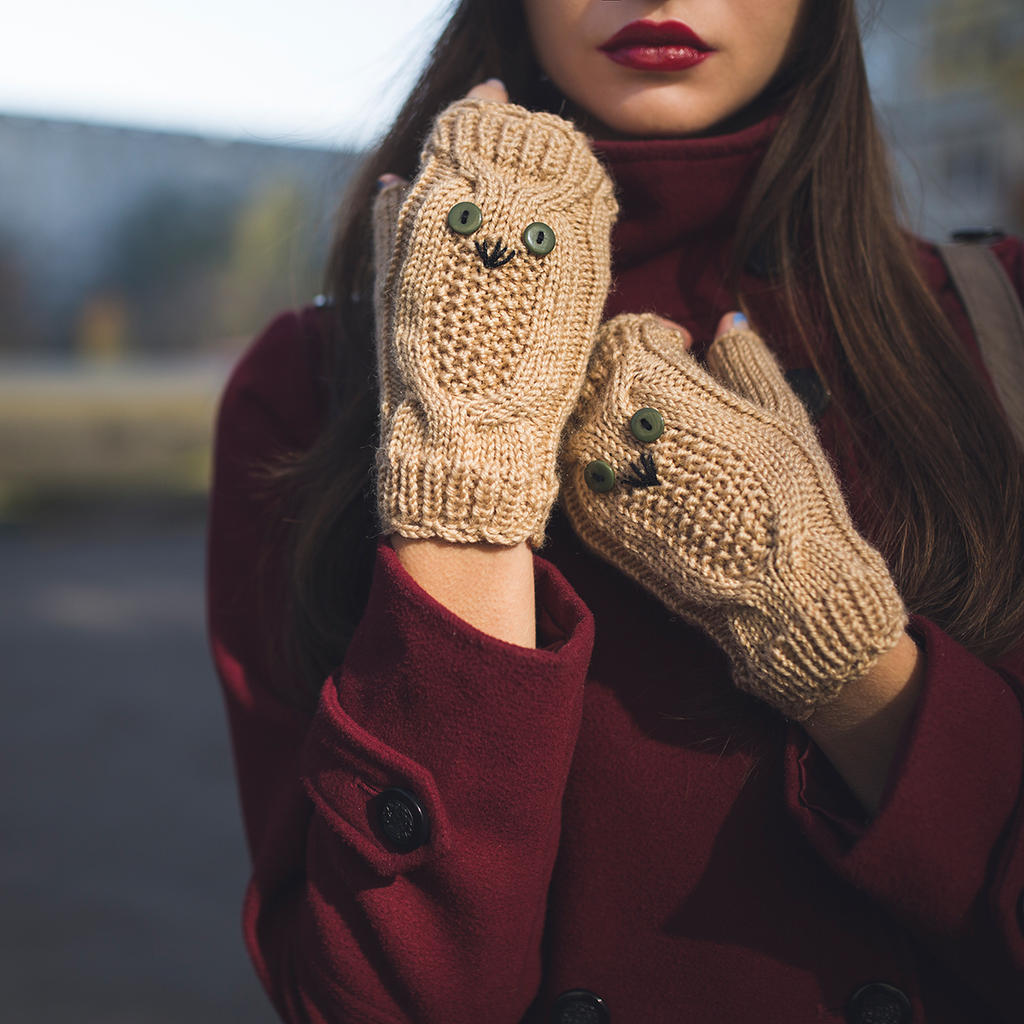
[522,0,807,137]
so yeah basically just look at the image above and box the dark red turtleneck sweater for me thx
[206,116,1024,1024]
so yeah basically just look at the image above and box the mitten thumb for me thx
[706,313,813,430]
[372,175,408,320]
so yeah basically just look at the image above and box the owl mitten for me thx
[560,314,908,720]
[372,97,619,547]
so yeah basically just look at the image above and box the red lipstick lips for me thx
[599,19,713,72]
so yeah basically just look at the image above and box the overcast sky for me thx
[2,0,457,148]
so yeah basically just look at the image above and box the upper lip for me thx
[598,20,712,52]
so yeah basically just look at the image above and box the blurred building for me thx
[865,0,1024,239]
[0,0,1020,359]
[0,113,359,355]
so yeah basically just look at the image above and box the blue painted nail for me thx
[733,312,748,327]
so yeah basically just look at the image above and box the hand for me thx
[560,312,908,720]
[371,79,619,548]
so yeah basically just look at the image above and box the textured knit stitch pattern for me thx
[561,314,909,720]
[373,98,619,547]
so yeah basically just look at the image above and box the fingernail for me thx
[375,176,389,192]
[732,312,748,327]
[484,77,505,88]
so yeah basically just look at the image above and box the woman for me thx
[206,1,1024,1021]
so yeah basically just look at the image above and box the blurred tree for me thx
[106,185,237,293]
[214,179,322,343]
[76,292,129,362]
[88,178,328,355]
[95,184,239,353]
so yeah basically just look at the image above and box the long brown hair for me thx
[253,0,1024,709]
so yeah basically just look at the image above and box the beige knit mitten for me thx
[372,97,618,547]
[560,314,908,720]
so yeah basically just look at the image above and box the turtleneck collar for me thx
[589,112,781,271]
[578,111,785,357]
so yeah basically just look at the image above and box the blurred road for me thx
[1,520,279,1023]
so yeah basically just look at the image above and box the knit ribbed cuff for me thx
[376,444,558,548]
[730,539,909,721]
[424,98,617,206]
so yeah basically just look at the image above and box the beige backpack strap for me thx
[936,240,1024,450]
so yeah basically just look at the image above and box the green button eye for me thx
[447,202,482,235]
[630,407,664,443]
[584,460,615,493]
[522,222,556,256]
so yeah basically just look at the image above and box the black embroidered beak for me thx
[475,238,516,269]
[622,450,660,489]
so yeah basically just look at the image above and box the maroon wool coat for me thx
[206,115,1024,1024]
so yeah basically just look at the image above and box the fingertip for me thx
[715,311,747,338]
[467,78,509,102]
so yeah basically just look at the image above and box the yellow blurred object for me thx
[77,293,129,363]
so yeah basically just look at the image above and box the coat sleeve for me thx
[783,615,1024,1019]
[206,309,595,1024]
[782,235,1024,1020]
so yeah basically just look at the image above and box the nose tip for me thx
[474,236,515,269]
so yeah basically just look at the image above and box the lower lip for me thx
[601,46,711,72]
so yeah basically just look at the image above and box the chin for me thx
[576,85,739,139]
[594,105,724,140]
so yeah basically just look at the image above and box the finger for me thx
[706,312,811,427]
[466,78,509,103]
[372,177,409,272]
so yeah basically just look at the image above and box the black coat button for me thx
[551,989,610,1024]
[373,787,430,853]
[846,981,912,1023]
[784,367,831,421]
